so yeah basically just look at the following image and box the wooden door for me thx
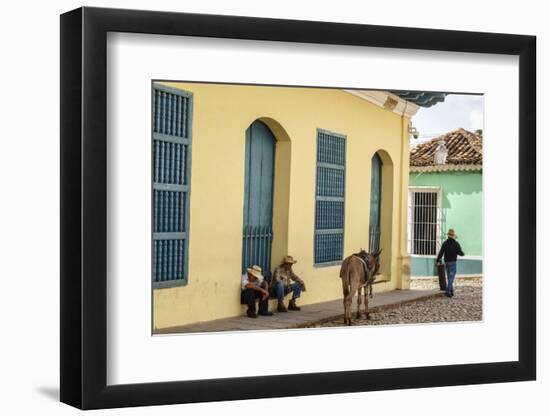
[369,153,382,252]
[242,121,276,276]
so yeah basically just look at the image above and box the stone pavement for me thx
[154,288,443,335]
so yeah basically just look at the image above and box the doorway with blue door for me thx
[369,152,382,252]
[242,120,276,279]
[368,150,394,280]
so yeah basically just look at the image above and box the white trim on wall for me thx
[343,89,420,117]
[410,164,482,173]
[410,254,483,260]
[412,274,483,280]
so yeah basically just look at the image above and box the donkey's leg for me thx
[343,296,349,325]
[348,282,359,325]
[342,279,350,325]
[364,288,370,320]
[356,287,363,319]
[344,292,353,325]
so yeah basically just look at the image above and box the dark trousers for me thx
[445,261,457,295]
[241,288,269,315]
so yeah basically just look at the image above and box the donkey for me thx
[339,249,382,325]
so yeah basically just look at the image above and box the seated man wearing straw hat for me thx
[270,255,306,312]
[241,265,273,318]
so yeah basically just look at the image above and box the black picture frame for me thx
[60,6,536,410]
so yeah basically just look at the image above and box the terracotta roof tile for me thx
[410,128,483,167]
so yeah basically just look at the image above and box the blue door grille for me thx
[242,121,275,277]
[314,129,346,265]
[152,85,192,286]
[369,153,382,252]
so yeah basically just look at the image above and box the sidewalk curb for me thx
[294,291,447,328]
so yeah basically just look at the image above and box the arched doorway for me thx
[242,120,276,276]
[369,153,382,252]
[369,150,394,279]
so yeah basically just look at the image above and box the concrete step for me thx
[154,289,443,335]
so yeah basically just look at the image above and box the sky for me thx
[411,93,484,141]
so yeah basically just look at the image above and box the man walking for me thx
[241,265,273,318]
[436,229,465,298]
[270,255,306,312]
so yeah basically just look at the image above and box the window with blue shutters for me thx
[152,84,193,287]
[314,129,346,265]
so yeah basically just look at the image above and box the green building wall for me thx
[409,170,482,276]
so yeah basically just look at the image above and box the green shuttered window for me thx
[152,85,193,287]
[314,129,346,265]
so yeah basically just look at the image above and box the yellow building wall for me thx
[153,82,411,330]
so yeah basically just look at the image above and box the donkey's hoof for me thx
[366,313,371,320]
[356,312,362,319]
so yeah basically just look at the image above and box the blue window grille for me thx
[314,129,346,265]
[152,84,193,287]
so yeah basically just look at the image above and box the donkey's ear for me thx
[375,249,383,256]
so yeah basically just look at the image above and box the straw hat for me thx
[246,265,264,280]
[283,255,297,264]
[447,229,457,239]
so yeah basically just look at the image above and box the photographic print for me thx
[151,81,483,334]
[60,7,535,408]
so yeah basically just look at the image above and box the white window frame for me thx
[408,186,442,257]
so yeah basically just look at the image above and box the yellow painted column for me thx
[397,116,412,289]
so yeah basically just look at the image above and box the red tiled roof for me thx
[410,128,482,167]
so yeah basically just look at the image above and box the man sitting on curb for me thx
[270,255,306,312]
[241,265,273,318]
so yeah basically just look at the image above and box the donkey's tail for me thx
[341,271,351,297]
[340,258,352,297]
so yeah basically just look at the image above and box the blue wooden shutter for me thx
[314,129,346,265]
[152,85,193,287]
[369,153,382,252]
[242,121,276,275]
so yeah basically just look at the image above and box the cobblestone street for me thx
[307,277,482,328]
